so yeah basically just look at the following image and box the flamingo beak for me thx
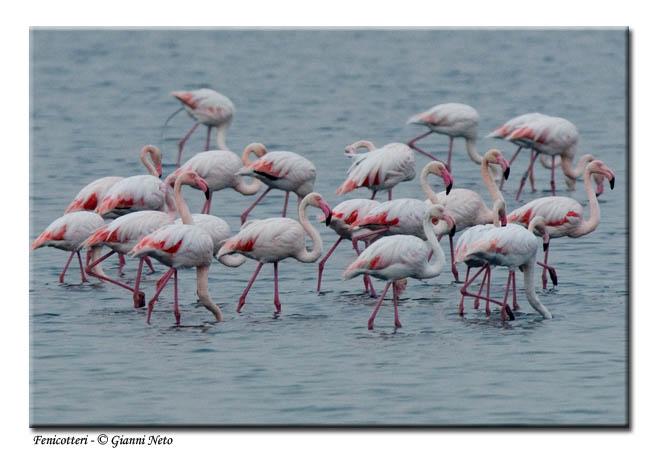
[444,213,456,236]
[609,176,615,190]
[194,176,210,199]
[498,156,510,180]
[442,170,454,195]
[319,199,333,226]
[543,242,549,252]
[501,214,508,227]
[156,165,163,178]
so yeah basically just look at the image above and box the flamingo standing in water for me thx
[336,140,416,201]
[406,102,484,171]
[166,88,235,166]
[64,176,123,214]
[166,143,266,215]
[130,170,223,324]
[96,145,167,219]
[487,113,601,199]
[455,216,554,320]
[217,192,333,314]
[237,146,317,224]
[343,204,455,330]
[507,160,615,289]
[422,149,510,281]
[32,211,105,283]
[315,198,381,296]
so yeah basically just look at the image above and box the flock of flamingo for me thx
[32,88,616,329]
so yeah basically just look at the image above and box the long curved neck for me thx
[215,122,230,150]
[522,262,552,318]
[420,168,439,204]
[164,187,178,219]
[481,157,503,202]
[234,147,263,195]
[196,266,222,322]
[141,148,159,177]
[352,140,376,152]
[296,199,323,263]
[174,179,193,225]
[465,138,484,164]
[422,213,446,277]
[561,153,592,180]
[573,166,601,237]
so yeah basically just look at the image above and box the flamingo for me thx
[64,176,123,214]
[487,113,601,200]
[216,192,333,314]
[166,88,235,166]
[336,140,416,201]
[96,145,167,219]
[455,216,554,320]
[406,102,484,171]
[422,149,510,281]
[315,198,381,296]
[166,143,266,215]
[507,160,615,289]
[175,214,231,255]
[130,170,222,324]
[32,211,105,284]
[236,146,317,224]
[83,189,179,308]
[343,204,455,330]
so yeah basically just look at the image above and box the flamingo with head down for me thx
[217,192,332,314]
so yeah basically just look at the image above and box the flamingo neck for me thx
[235,147,263,195]
[422,213,446,278]
[573,166,601,237]
[465,138,484,164]
[164,187,178,219]
[296,198,323,263]
[196,266,222,322]
[141,147,159,177]
[215,122,230,150]
[352,140,376,152]
[173,178,193,225]
[522,262,552,318]
[481,156,503,203]
[561,152,593,181]
[420,167,439,204]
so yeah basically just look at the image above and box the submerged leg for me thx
[59,251,76,283]
[147,268,175,324]
[176,122,200,166]
[237,262,264,312]
[75,251,88,283]
[273,262,282,313]
[392,282,402,329]
[240,187,271,225]
[173,269,180,324]
[368,282,392,330]
[317,237,343,292]
[459,265,486,315]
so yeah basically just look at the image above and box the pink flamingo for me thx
[507,160,615,289]
[166,88,235,166]
[422,149,510,281]
[32,211,105,283]
[237,146,317,224]
[64,176,123,214]
[175,214,231,256]
[217,192,333,314]
[406,102,484,171]
[96,145,167,218]
[343,204,455,330]
[336,140,416,201]
[487,113,601,200]
[130,170,223,324]
[455,217,554,320]
[166,143,266,215]
[315,198,381,296]
[83,190,178,308]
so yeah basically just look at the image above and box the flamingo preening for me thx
[130,170,223,324]
[507,160,615,289]
[336,140,416,201]
[166,88,235,166]
[32,211,106,284]
[343,204,455,330]
[217,192,332,314]
[166,143,266,215]
[237,146,317,224]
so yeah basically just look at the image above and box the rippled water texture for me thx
[30,29,628,425]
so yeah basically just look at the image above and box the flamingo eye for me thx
[431,217,439,224]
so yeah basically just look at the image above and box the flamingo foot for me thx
[273,298,282,313]
[236,297,246,313]
[504,305,515,321]
[133,291,146,309]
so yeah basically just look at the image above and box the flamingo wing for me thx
[131,224,213,268]
[33,211,104,250]
[65,176,123,213]
[96,175,167,217]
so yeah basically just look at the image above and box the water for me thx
[30,29,628,425]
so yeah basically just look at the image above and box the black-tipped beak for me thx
[609,177,615,190]
[450,224,456,236]
[503,167,510,180]
[158,173,163,179]
[446,182,452,195]
[204,189,211,200]
[325,212,332,227]
[543,242,548,252]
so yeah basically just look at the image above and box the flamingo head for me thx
[344,140,376,155]
[529,216,550,248]
[493,199,507,227]
[306,193,332,226]
[427,204,456,236]
[588,160,615,191]
[485,149,510,180]
[164,171,179,188]
[177,170,210,199]
[422,161,453,195]
[142,145,163,177]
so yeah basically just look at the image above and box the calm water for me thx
[30,29,628,426]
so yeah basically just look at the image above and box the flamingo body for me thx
[172,150,244,192]
[425,189,496,233]
[175,214,231,255]
[239,151,316,196]
[455,223,537,269]
[84,211,175,254]
[132,223,214,269]
[172,88,235,127]
[64,176,123,213]
[350,198,432,240]
[33,211,104,252]
[323,198,381,239]
[407,102,479,140]
[507,197,584,238]
[488,113,578,157]
[96,175,167,218]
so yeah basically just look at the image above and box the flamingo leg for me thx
[203,192,214,215]
[205,125,212,151]
[550,155,556,195]
[176,122,200,166]
[237,262,264,312]
[273,262,282,313]
[132,258,146,308]
[85,250,140,293]
[174,269,180,324]
[459,265,486,315]
[474,266,488,310]
[76,251,88,283]
[512,271,519,310]
[145,257,156,273]
[392,282,402,329]
[240,187,271,225]
[351,228,389,252]
[370,190,377,200]
[388,189,392,201]
[282,191,290,218]
[500,146,522,190]
[449,234,459,281]
[529,150,536,192]
[515,150,540,200]
[485,266,492,316]
[59,251,76,283]
[458,266,471,315]
[501,271,513,321]
[147,268,175,324]
[317,237,343,292]
[350,240,377,297]
[447,136,453,171]
[407,130,440,162]
[118,252,126,275]
[368,282,392,330]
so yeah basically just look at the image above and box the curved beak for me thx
[194,176,210,199]
[442,170,454,195]
[497,156,510,180]
[443,213,456,236]
[156,165,163,179]
[609,176,615,190]
[500,214,508,227]
[318,199,333,226]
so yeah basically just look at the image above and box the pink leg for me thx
[515,150,539,201]
[86,250,140,293]
[392,282,402,329]
[388,189,392,201]
[407,130,440,162]
[501,271,513,321]
[529,150,536,192]
[370,190,377,200]
[368,281,392,330]
[351,240,377,297]
[282,191,289,217]
[240,187,271,225]
[174,269,180,324]
[205,125,212,151]
[459,265,486,315]
[550,155,556,195]
[133,258,146,308]
[351,227,389,252]
[485,267,492,316]
[59,251,76,283]
[76,251,88,283]
[500,146,522,190]
[449,234,459,281]
[145,257,156,273]
[317,237,343,292]
[474,266,488,310]
[447,137,453,171]
[118,253,126,275]
[512,271,519,310]
[147,268,175,324]
[237,262,264,312]
[176,122,200,166]
[458,267,470,315]
[273,262,282,313]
